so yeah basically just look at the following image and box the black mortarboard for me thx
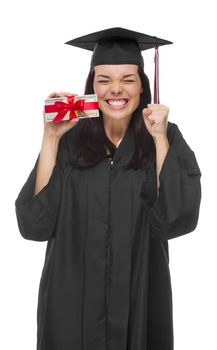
[65,27,173,103]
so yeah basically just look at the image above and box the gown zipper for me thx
[106,155,113,348]
[107,156,113,291]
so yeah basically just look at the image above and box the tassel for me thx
[154,46,160,104]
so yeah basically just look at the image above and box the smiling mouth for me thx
[105,99,129,109]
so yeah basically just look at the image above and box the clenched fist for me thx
[142,104,169,140]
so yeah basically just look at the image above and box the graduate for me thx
[15,27,202,350]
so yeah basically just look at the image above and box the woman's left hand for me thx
[142,104,169,140]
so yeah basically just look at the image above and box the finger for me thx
[70,116,79,122]
[147,103,169,113]
[58,92,78,97]
[148,115,162,124]
[147,116,156,125]
[47,92,59,98]
[47,92,77,98]
[142,108,152,117]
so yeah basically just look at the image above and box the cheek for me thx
[93,85,107,99]
[130,88,141,102]
[126,82,142,96]
[130,90,141,109]
[132,95,141,110]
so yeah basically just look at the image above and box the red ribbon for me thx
[44,95,98,123]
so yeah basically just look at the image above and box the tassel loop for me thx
[153,46,160,104]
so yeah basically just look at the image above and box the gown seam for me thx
[126,174,134,348]
[105,156,113,350]
[82,175,89,350]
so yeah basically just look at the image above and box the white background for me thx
[0,0,216,349]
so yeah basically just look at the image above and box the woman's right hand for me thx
[43,91,80,139]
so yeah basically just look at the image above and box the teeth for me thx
[107,99,127,106]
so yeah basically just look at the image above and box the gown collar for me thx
[105,120,136,167]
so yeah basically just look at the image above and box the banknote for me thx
[44,94,99,122]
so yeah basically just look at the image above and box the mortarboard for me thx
[65,27,173,103]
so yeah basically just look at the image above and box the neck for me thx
[103,116,131,145]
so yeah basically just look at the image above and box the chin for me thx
[101,107,134,119]
[102,111,132,120]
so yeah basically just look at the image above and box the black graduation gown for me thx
[15,120,202,350]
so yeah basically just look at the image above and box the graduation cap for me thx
[65,27,173,104]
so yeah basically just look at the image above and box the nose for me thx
[110,81,123,95]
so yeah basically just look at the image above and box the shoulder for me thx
[167,121,179,139]
[167,121,185,143]
[166,121,195,154]
[166,121,201,175]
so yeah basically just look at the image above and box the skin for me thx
[93,64,143,144]
[143,103,170,190]
[34,92,79,195]
[93,64,170,189]
[34,64,169,196]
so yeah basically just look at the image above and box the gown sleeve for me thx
[15,134,69,242]
[140,122,202,241]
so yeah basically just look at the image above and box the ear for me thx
[140,88,143,94]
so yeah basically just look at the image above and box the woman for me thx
[15,28,202,350]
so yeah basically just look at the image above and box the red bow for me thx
[44,95,98,123]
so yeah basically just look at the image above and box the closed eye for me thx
[123,80,136,83]
[97,80,110,83]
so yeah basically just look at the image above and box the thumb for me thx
[142,108,152,118]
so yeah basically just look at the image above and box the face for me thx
[93,64,143,121]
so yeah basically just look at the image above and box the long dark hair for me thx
[69,66,155,170]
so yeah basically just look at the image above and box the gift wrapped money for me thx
[44,94,99,123]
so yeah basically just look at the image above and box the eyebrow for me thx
[96,74,137,79]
